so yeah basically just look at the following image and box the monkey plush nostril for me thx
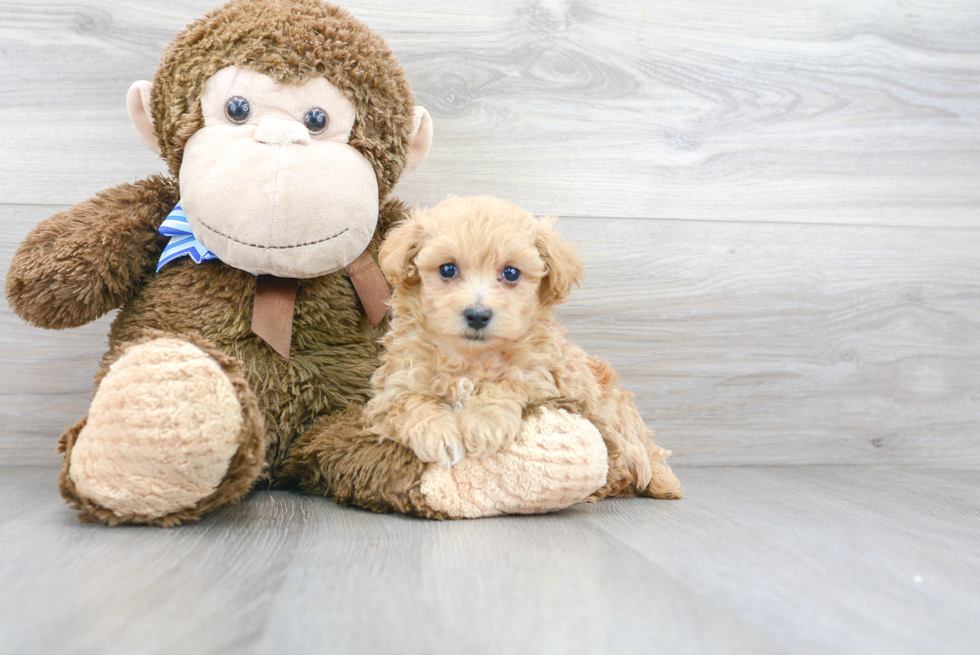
[253,117,311,146]
[463,307,493,330]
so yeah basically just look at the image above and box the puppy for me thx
[367,196,681,499]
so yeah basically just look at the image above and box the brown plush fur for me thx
[6,176,176,329]
[102,199,405,477]
[284,407,447,519]
[5,0,438,524]
[370,197,682,499]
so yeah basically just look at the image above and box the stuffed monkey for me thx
[6,0,611,525]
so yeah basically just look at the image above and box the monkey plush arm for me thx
[6,175,178,329]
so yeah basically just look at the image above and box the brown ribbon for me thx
[252,276,299,360]
[251,252,391,360]
[345,250,392,328]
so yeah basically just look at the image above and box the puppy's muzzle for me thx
[463,306,492,331]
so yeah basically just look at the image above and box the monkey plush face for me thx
[125,0,432,279]
[177,66,379,278]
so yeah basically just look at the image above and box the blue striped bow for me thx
[156,202,218,272]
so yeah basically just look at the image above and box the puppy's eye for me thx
[225,96,251,124]
[303,107,329,134]
[438,263,458,280]
[501,266,521,283]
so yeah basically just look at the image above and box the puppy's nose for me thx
[463,307,493,330]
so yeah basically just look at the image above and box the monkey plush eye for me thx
[303,108,329,134]
[502,267,521,283]
[438,263,458,280]
[225,96,251,124]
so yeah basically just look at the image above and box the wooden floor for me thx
[0,465,976,655]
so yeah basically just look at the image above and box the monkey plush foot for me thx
[418,407,608,519]
[58,335,265,526]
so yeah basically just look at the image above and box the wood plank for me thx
[0,205,110,463]
[588,466,980,655]
[0,466,307,655]
[0,465,783,655]
[0,0,978,225]
[557,217,980,467]
[254,491,782,655]
[0,465,976,654]
[2,205,978,466]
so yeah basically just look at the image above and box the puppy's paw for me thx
[599,445,682,499]
[644,450,683,499]
[405,411,466,467]
[456,401,523,458]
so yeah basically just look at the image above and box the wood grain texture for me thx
[3,204,977,466]
[0,465,976,655]
[0,0,978,224]
[558,217,980,467]
[0,1,977,464]
[587,466,980,655]
[0,205,111,463]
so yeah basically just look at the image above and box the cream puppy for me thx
[367,196,681,499]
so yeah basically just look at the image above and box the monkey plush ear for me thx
[126,81,161,154]
[402,106,432,176]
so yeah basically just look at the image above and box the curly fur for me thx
[368,196,682,499]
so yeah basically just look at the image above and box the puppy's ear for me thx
[536,217,582,305]
[379,212,425,285]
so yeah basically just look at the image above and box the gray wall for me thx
[1,0,978,466]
